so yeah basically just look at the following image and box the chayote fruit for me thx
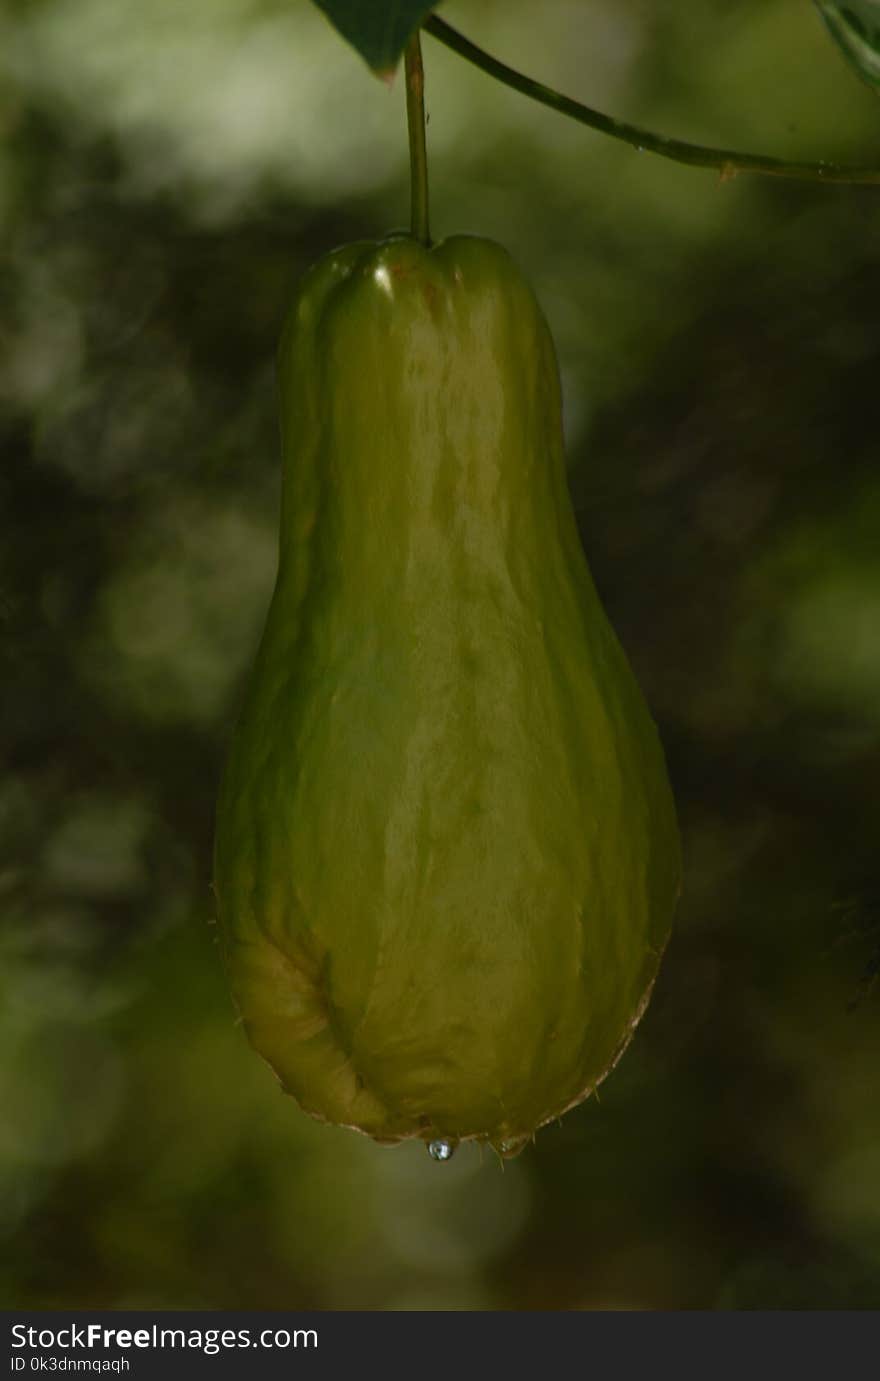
[214,234,680,1157]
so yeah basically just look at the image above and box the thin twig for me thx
[423,15,880,187]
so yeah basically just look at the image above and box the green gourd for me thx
[214,233,680,1158]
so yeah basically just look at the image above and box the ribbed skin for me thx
[214,235,680,1154]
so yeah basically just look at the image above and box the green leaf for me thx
[814,1,880,88]
[312,1,441,76]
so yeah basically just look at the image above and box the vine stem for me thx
[423,15,880,187]
[405,32,431,243]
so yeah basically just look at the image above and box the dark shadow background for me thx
[2,0,879,1309]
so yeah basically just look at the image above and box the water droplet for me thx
[427,1138,455,1162]
[497,1134,530,1160]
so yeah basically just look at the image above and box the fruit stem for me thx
[404,31,430,245]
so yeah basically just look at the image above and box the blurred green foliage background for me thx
[2,0,880,1310]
